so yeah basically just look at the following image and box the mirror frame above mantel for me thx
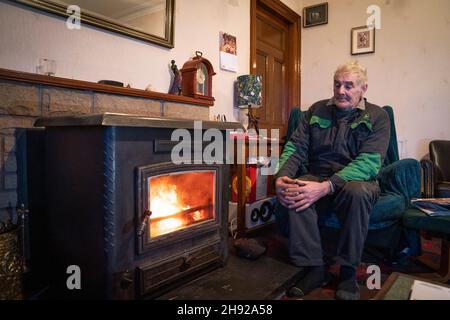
[13,0,175,48]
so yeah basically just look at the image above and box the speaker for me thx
[228,196,277,233]
[245,196,277,230]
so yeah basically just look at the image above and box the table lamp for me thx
[236,75,262,135]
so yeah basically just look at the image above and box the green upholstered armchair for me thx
[277,106,422,260]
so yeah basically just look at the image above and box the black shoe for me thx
[335,279,360,300]
[286,266,330,298]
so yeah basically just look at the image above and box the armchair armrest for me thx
[378,158,421,204]
[420,153,434,198]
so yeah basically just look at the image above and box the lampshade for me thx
[236,75,262,108]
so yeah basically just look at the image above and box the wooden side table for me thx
[232,136,280,238]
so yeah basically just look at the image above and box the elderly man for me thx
[275,61,390,300]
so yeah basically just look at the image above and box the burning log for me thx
[150,204,213,223]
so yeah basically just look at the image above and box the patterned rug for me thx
[279,237,442,300]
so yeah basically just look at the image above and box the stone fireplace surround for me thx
[0,68,241,299]
[0,68,212,223]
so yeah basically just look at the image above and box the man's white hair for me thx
[335,61,368,84]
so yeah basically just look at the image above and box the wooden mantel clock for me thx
[180,51,216,102]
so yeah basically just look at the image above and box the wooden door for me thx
[251,0,301,140]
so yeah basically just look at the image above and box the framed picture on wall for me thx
[303,2,328,28]
[351,26,375,55]
[219,32,238,72]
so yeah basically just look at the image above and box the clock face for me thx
[197,67,206,84]
[196,63,208,95]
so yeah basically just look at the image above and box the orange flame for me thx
[149,172,215,238]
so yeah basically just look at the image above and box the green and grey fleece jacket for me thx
[276,98,390,192]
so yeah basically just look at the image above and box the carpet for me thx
[279,238,441,300]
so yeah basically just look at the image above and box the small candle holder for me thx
[38,58,57,76]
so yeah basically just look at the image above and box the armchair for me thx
[421,140,450,198]
[276,106,422,261]
[401,140,450,282]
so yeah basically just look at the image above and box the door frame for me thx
[250,0,301,137]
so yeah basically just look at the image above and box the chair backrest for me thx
[285,105,399,167]
[285,106,303,141]
[430,140,450,182]
[382,106,399,166]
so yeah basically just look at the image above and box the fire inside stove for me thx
[148,171,216,238]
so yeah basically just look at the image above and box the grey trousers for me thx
[276,175,380,268]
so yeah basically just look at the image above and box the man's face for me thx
[333,72,368,109]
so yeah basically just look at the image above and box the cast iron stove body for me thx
[34,113,241,299]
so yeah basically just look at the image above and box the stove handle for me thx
[137,210,152,237]
[120,270,133,289]
[180,252,194,271]
[182,253,193,266]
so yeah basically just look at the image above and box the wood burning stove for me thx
[32,113,241,299]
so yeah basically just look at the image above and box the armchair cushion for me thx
[319,192,405,230]
[378,158,422,204]
[320,158,421,230]
[369,193,405,228]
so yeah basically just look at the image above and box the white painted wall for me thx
[0,0,248,122]
[0,0,300,124]
[281,0,302,13]
[301,0,450,159]
[3,0,447,159]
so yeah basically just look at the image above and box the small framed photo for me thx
[351,26,375,55]
[303,2,328,28]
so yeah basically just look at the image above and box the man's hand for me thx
[275,176,298,208]
[285,180,331,212]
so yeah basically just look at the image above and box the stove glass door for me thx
[148,170,216,238]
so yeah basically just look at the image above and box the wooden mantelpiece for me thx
[0,68,214,107]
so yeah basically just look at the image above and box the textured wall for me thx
[281,0,302,13]
[301,0,450,159]
[0,0,301,124]
[0,0,251,123]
